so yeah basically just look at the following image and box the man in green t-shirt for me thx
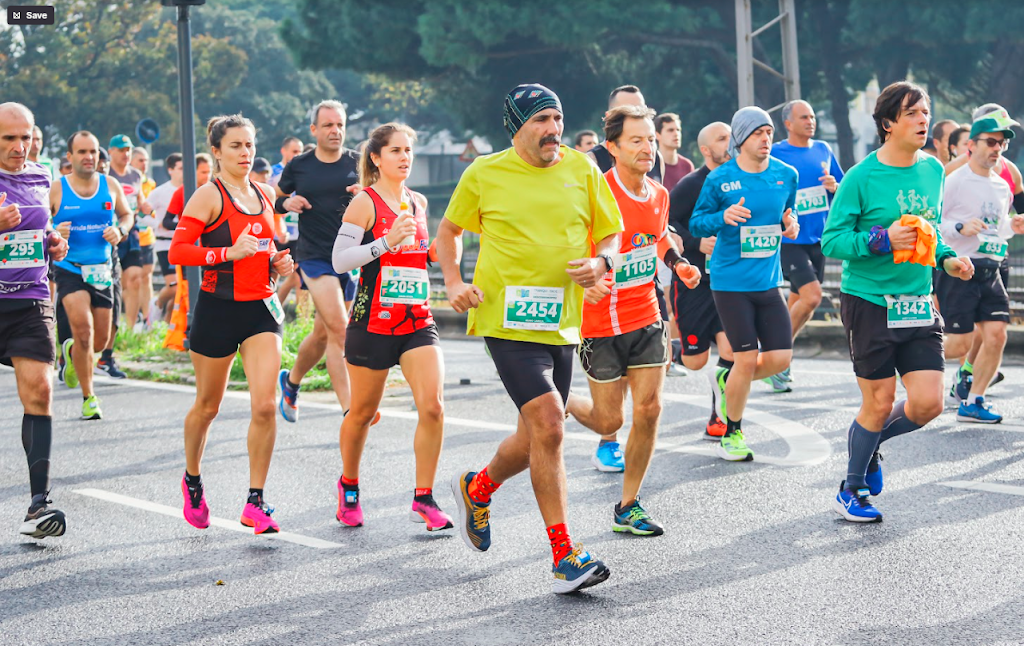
[822,81,974,523]
[437,83,623,594]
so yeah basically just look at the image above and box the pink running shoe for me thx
[240,498,279,535]
[181,473,210,529]
[410,494,454,532]
[336,479,363,527]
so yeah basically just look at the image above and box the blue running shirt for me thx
[54,176,115,273]
[771,140,843,245]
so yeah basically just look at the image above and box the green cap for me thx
[969,108,1019,140]
[108,134,133,149]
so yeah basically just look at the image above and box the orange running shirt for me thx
[581,168,668,338]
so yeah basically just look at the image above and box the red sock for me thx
[547,523,573,564]
[414,488,432,497]
[341,476,358,487]
[468,467,500,504]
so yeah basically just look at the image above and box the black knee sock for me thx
[22,414,52,497]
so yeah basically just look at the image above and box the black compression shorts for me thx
[713,289,792,353]
[188,291,283,358]
[484,337,574,411]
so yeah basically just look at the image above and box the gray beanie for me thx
[729,106,773,157]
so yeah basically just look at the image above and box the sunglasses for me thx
[976,137,1009,151]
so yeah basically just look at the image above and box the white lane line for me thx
[938,481,1024,497]
[662,393,831,466]
[112,378,830,465]
[73,488,343,549]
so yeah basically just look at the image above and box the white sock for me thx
[970,394,983,405]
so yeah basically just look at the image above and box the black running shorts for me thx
[484,337,574,411]
[0,299,56,366]
[673,280,722,356]
[346,324,440,371]
[713,289,792,353]
[935,261,1010,334]
[839,293,944,380]
[578,320,669,382]
[54,266,114,309]
[780,242,826,292]
[188,291,283,358]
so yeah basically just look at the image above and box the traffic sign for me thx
[136,119,160,145]
[458,140,479,163]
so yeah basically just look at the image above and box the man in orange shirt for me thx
[567,105,700,536]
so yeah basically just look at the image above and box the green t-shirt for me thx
[443,146,623,345]
[821,150,956,307]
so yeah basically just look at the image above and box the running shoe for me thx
[612,497,664,536]
[990,371,1005,388]
[763,372,792,394]
[19,493,66,539]
[551,544,611,594]
[666,362,688,377]
[833,481,882,523]
[957,397,1003,424]
[240,497,279,534]
[704,415,727,440]
[592,441,625,473]
[717,431,754,461]
[947,368,972,405]
[409,494,454,531]
[278,369,299,423]
[450,471,491,552]
[95,356,126,379]
[81,395,102,420]
[181,473,210,529]
[713,366,729,421]
[866,451,883,497]
[777,366,793,383]
[59,338,77,389]
[336,479,363,527]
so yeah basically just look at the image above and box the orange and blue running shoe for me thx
[451,471,490,552]
[240,495,279,535]
[410,494,454,531]
[552,544,610,594]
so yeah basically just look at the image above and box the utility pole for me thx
[735,0,801,113]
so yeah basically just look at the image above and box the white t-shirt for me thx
[148,181,178,252]
[940,164,1013,261]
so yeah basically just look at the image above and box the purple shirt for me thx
[0,164,52,301]
[662,156,695,192]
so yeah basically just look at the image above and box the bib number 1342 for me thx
[884,295,933,328]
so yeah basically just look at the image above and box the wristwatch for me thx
[597,253,615,272]
[955,223,964,233]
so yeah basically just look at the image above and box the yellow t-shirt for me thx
[444,146,623,345]
[138,177,158,246]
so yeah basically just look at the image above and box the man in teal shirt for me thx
[822,81,974,523]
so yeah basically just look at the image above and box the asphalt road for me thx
[2,339,1023,646]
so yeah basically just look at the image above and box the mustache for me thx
[540,135,561,146]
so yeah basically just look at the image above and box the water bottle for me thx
[398,201,414,248]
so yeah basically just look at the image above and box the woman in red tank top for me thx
[168,114,295,536]
[329,123,452,531]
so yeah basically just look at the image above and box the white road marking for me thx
[73,488,343,549]
[938,481,1024,497]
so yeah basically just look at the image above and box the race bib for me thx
[379,266,429,305]
[81,263,112,289]
[615,245,657,289]
[257,238,272,253]
[884,295,934,329]
[976,233,1008,261]
[264,293,285,325]
[0,230,45,269]
[284,211,299,227]
[503,286,563,331]
[740,225,781,258]
[794,185,828,216]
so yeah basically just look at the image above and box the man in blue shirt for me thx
[770,101,843,390]
[691,106,799,462]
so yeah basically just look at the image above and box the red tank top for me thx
[999,159,1017,194]
[349,187,434,335]
[200,179,277,301]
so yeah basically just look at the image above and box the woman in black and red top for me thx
[169,114,294,536]
[331,123,451,532]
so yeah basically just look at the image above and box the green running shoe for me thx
[81,395,102,421]
[613,497,664,536]
[714,366,729,421]
[59,338,78,389]
[762,372,792,394]
[717,431,753,461]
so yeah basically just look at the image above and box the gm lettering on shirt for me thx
[720,181,743,192]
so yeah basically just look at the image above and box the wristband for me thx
[1013,192,1024,214]
[868,225,891,255]
[662,246,683,269]
[274,195,289,214]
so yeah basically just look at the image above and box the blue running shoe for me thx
[552,545,610,594]
[450,471,490,552]
[613,497,664,536]
[278,369,298,423]
[762,372,792,394]
[833,481,882,523]
[947,368,972,406]
[957,397,1002,424]
[866,451,883,496]
[592,441,624,473]
[777,366,793,383]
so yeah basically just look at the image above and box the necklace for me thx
[220,177,254,196]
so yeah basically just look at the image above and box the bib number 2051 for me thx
[504,286,563,331]
[379,267,429,305]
